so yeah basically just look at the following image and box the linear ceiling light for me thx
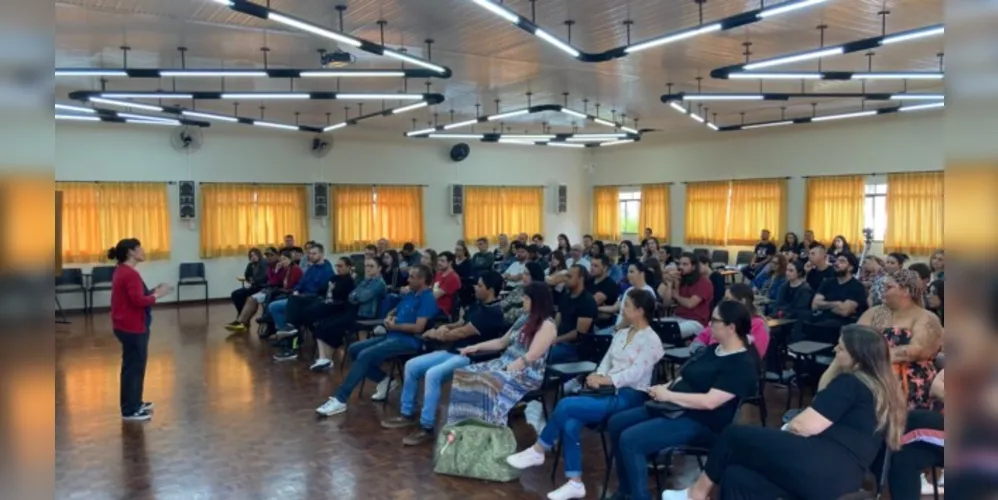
[412,131,640,147]
[443,119,480,130]
[55,111,209,128]
[726,71,944,80]
[125,119,182,126]
[743,121,795,129]
[406,128,438,137]
[159,70,268,77]
[852,72,944,80]
[404,104,640,138]
[54,69,128,77]
[57,68,440,79]
[882,26,944,44]
[71,91,446,106]
[729,72,823,79]
[465,0,828,62]
[299,70,405,77]
[488,109,530,121]
[428,133,485,139]
[498,138,546,145]
[392,102,429,114]
[337,93,425,100]
[55,103,95,114]
[181,110,239,123]
[810,110,878,122]
[744,47,844,70]
[890,93,945,100]
[382,50,448,74]
[666,100,719,131]
[716,102,944,131]
[599,139,635,147]
[267,12,362,47]
[220,93,311,99]
[547,142,585,148]
[323,122,348,132]
[682,94,765,101]
[253,120,302,131]
[55,115,101,122]
[899,102,945,112]
[663,92,945,102]
[89,97,164,112]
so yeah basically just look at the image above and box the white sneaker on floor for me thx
[921,474,944,495]
[661,489,690,500]
[506,446,545,470]
[315,398,347,416]
[546,480,586,500]
[309,358,332,372]
[371,378,398,401]
[274,327,299,339]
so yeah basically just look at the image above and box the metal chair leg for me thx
[550,442,561,484]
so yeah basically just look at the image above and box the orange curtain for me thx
[945,164,998,256]
[57,182,171,263]
[5,176,55,269]
[638,184,670,243]
[200,183,307,258]
[464,186,543,242]
[727,179,787,246]
[806,176,865,250]
[685,181,729,246]
[592,186,620,242]
[376,185,425,247]
[331,185,376,252]
[885,172,943,255]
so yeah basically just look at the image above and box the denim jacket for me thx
[349,276,387,318]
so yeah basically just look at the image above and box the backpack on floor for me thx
[433,418,520,482]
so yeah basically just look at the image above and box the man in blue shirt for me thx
[270,244,332,337]
[316,264,437,417]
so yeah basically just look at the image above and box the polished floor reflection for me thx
[55,303,783,499]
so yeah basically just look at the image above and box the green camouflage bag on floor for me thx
[433,418,521,482]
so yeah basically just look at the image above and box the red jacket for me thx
[110,264,157,334]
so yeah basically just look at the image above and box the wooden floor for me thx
[55,302,794,500]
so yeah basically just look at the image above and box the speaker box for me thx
[449,184,464,215]
[313,182,329,218]
[557,184,567,213]
[178,181,196,219]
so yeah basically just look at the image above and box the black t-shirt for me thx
[671,348,758,433]
[586,276,620,306]
[329,274,355,303]
[800,241,821,261]
[454,259,472,279]
[780,242,804,257]
[815,277,868,323]
[451,300,505,350]
[754,241,777,262]
[806,265,836,293]
[708,271,726,309]
[557,290,598,337]
[810,373,882,468]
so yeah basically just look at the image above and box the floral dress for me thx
[882,326,939,410]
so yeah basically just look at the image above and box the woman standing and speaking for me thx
[108,238,173,421]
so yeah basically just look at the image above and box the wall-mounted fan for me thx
[170,126,203,153]
[310,135,332,158]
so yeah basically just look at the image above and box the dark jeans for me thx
[333,336,418,403]
[873,410,944,500]
[285,295,327,327]
[230,286,259,315]
[314,309,358,349]
[114,330,150,415]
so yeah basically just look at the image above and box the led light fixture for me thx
[743,121,794,130]
[443,119,480,130]
[181,110,240,123]
[392,102,430,114]
[744,47,844,70]
[55,104,95,114]
[253,121,302,131]
[72,90,446,105]
[560,108,588,119]
[851,72,944,80]
[662,92,946,102]
[337,93,425,100]
[98,93,192,99]
[56,115,100,122]
[471,0,520,23]
[57,67,440,79]
[382,50,448,74]
[221,93,310,100]
[405,104,641,141]
[299,70,406,78]
[159,70,268,77]
[54,69,128,77]
[625,24,722,54]
[890,93,945,100]
[117,113,178,123]
[811,110,878,122]
[498,138,546,145]
[665,100,718,132]
[89,97,164,112]
[534,29,581,57]
[730,72,822,79]
[682,94,765,101]
[600,139,635,147]
[428,133,485,139]
[706,123,720,131]
[488,109,530,121]
[726,71,944,80]
[55,107,210,128]
[406,128,438,137]
[900,102,945,112]
[267,12,362,47]
[758,0,827,18]
[324,122,349,132]
[882,26,944,44]
[126,119,181,126]
[504,134,556,140]
[716,102,945,131]
[547,142,585,148]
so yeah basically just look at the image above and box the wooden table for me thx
[719,269,739,286]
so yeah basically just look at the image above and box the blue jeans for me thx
[268,298,289,329]
[537,388,646,479]
[400,350,471,429]
[607,406,714,500]
[548,342,579,365]
[333,336,418,403]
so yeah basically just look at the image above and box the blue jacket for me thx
[349,276,387,318]
[295,260,333,296]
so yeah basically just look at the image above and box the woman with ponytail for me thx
[107,238,173,421]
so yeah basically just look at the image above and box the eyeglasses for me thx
[709,317,724,324]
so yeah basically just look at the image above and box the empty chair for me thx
[177,262,209,307]
[710,250,730,269]
[669,246,683,259]
[56,268,88,313]
[735,250,754,267]
[350,253,365,278]
[88,265,116,314]
[693,248,710,260]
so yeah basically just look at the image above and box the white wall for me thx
[55,124,589,309]
[590,113,943,258]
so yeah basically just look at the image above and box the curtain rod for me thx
[681,176,790,184]
[329,183,429,187]
[802,170,943,179]
[593,182,673,188]
[55,180,177,184]
[461,184,546,188]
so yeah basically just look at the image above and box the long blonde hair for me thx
[839,324,908,449]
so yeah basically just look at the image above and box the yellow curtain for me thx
[331,185,376,252]
[884,172,943,255]
[200,184,307,258]
[945,164,997,256]
[6,176,55,269]
[638,184,670,243]
[464,186,543,242]
[57,182,171,263]
[685,181,730,246]
[727,179,787,246]
[376,185,425,247]
[805,176,865,250]
[592,186,620,241]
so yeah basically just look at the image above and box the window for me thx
[200,183,308,258]
[619,191,641,234]
[864,182,887,242]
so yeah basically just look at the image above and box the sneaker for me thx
[661,489,690,500]
[315,398,347,416]
[309,359,333,372]
[274,327,299,339]
[546,480,586,500]
[921,474,943,495]
[371,378,398,401]
[225,323,247,333]
[381,415,418,429]
[402,428,435,446]
[226,320,240,326]
[506,446,545,470]
[140,401,154,411]
[122,409,153,421]
[273,349,298,362]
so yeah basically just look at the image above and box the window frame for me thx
[618,189,641,235]
[864,181,888,243]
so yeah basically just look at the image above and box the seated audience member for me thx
[451,242,471,279]
[780,231,804,262]
[804,244,836,292]
[886,370,945,499]
[616,241,639,282]
[608,301,759,500]
[581,234,594,254]
[380,250,404,290]
[518,232,530,245]
[282,234,296,250]
[860,255,886,293]
[929,249,944,281]
[587,255,621,329]
[597,261,656,336]
[470,237,495,278]
[532,233,552,258]
[545,250,570,294]
[830,234,851,260]
[315,265,437,416]
[658,252,714,339]
[742,229,777,280]
[753,253,787,305]
[907,262,932,307]
[550,265,598,364]
[502,241,529,284]
[268,244,332,337]
[657,247,674,267]
[447,282,557,426]
[229,249,300,332]
[927,279,944,325]
[300,241,317,270]
[420,248,439,272]
[375,238,389,257]
[273,256,355,360]
[380,272,505,445]
[696,254,725,311]
[858,269,943,410]
[526,244,543,265]
[870,252,909,306]
[807,252,867,329]
[643,257,664,292]
[663,324,906,500]
[639,227,653,249]
[228,248,270,325]
[588,240,605,260]
[567,244,591,272]
[502,261,545,324]
[432,251,461,318]
[311,257,387,370]
[290,246,305,267]
[691,283,770,357]
[363,244,377,260]
[399,242,422,269]
[799,229,821,261]
[604,244,624,282]
[506,289,664,500]
[642,237,660,263]
[556,233,571,255]
[773,260,814,320]
[494,233,513,266]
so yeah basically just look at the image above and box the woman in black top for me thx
[607,301,759,500]
[453,242,472,279]
[229,248,270,323]
[664,324,907,500]
[773,260,814,320]
[779,232,803,261]
[556,233,571,255]
[589,240,605,259]
[831,235,851,259]
[697,253,725,310]
[380,250,403,290]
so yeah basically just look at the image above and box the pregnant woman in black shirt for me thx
[663,324,907,500]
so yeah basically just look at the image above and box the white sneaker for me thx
[921,474,943,495]
[546,480,586,500]
[371,378,398,401]
[275,327,299,339]
[309,358,333,372]
[661,489,690,500]
[315,398,347,416]
[506,446,545,470]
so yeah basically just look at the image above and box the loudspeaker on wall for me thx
[313,183,329,218]
[179,181,196,219]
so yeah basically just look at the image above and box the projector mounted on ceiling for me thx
[321,50,356,68]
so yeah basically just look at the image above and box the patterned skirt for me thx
[445,358,544,427]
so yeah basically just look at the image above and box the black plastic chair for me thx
[668,246,683,259]
[88,265,116,314]
[710,250,730,269]
[177,262,209,307]
[735,251,754,267]
[56,268,88,313]
[693,248,710,260]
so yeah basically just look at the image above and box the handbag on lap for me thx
[433,418,520,482]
